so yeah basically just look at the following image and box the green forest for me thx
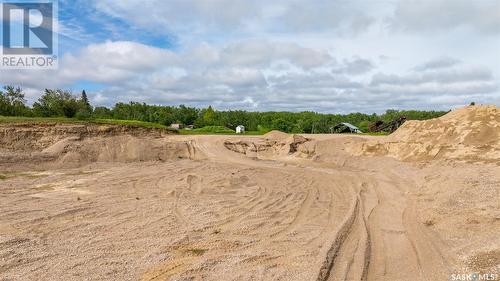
[0,86,450,133]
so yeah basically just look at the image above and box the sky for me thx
[1,0,499,113]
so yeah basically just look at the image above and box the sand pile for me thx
[264,130,290,141]
[0,123,197,168]
[225,131,309,159]
[355,105,500,163]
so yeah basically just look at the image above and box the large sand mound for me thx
[390,105,499,145]
[355,105,500,163]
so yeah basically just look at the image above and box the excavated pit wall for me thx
[0,123,198,169]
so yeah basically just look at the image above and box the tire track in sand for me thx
[316,192,359,281]
[327,189,373,281]
[269,180,315,238]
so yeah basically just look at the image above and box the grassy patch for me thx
[186,248,208,256]
[363,132,390,136]
[0,116,73,124]
[0,171,20,180]
[92,119,170,130]
[180,126,265,135]
[23,175,43,179]
[32,184,54,191]
[183,126,235,134]
[0,116,176,132]
[242,131,267,135]
[66,170,100,176]
[0,171,48,179]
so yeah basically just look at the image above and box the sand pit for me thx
[1,107,499,280]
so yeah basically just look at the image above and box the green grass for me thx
[325,132,389,136]
[179,126,267,136]
[241,131,266,135]
[186,248,208,256]
[180,125,265,135]
[0,172,17,180]
[179,129,265,135]
[188,126,235,134]
[363,132,390,136]
[0,116,388,136]
[0,116,175,131]
[0,171,48,180]
[92,119,170,130]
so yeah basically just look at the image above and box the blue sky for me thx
[58,0,176,49]
[1,0,499,113]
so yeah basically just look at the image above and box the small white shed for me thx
[170,123,183,130]
[236,125,245,134]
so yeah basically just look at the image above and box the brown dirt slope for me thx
[0,122,197,169]
[355,105,500,163]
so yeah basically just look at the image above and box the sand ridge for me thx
[353,105,500,163]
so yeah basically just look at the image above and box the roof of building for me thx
[339,123,360,131]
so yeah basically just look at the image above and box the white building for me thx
[236,125,245,134]
[170,123,183,130]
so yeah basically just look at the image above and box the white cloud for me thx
[413,57,461,71]
[368,62,498,109]
[1,0,499,113]
[60,41,177,82]
[220,40,334,69]
[1,39,498,113]
[0,41,177,88]
[371,65,494,86]
[389,0,500,34]
[92,0,375,37]
[333,57,374,75]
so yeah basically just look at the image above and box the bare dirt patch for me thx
[1,106,499,280]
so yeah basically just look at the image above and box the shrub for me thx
[75,109,92,120]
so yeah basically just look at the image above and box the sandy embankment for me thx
[0,105,499,281]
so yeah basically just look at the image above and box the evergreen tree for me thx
[74,90,93,119]
[80,90,92,112]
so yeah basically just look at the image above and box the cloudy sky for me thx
[1,0,499,113]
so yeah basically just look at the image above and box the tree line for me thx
[0,86,449,133]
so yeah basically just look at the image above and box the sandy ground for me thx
[1,106,499,281]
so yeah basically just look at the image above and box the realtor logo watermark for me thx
[1,0,58,69]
